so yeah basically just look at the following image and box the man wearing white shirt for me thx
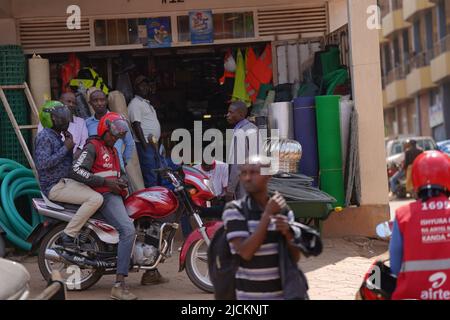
[38,92,88,158]
[128,75,162,188]
[194,159,228,219]
[194,160,228,198]
[128,75,168,286]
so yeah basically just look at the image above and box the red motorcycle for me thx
[357,221,397,300]
[30,166,221,292]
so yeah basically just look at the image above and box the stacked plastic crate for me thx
[0,45,30,167]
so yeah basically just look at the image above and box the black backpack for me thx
[207,201,248,300]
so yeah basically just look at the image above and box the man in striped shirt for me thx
[222,157,301,300]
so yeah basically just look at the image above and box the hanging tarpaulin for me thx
[189,10,214,44]
[245,47,258,102]
[232,49,251,106]
[146,17,172,48]
[245,44,273,101]
[60,53,80,93]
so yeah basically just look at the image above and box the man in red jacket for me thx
[390,151,450,300]
[71,112,137,300]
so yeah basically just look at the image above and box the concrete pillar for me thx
[323,0,390,237]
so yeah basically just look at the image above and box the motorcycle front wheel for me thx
[38,223,104,291]
[185,238,214,293]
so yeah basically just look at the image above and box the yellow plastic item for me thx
[231,49,251,107]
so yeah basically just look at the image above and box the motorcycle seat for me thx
[50,202,106,221]
[52,201,81,211]
[40,193,107,222]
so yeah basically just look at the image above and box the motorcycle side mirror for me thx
[376,221,393,239]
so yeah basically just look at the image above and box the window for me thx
[384,43,392,72]
[392,142,403,155]
[413,18,422,53]
[177,11,254,42]
[402,29,410,62]
[425,11,434,51]
[94,17,170,46]
[437,0,447,39]
[393,36,401,66]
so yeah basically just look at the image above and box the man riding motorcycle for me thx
[34,101,104,249]
[389,150,450,300]
[70,112,137,300]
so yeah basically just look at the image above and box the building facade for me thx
[380,0,450,142]
[0,0,390,237]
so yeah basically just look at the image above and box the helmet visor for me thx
[109,119,129,138]
[50,105,72,130]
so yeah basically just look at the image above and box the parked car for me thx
[0,257,65,300]
[386,136,438,166]
[437,140,450,155]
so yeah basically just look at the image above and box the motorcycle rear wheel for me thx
[185,238,214,293]
[38,223,104,291]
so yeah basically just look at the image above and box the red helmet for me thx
[97,112,129,138]
[412,151,450,193]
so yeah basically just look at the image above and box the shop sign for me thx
[146,17,172,48]
[189,10,214,44]
[429,101,444,128]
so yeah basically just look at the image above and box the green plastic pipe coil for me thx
[0,158,43,250]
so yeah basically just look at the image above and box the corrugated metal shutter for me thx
[257,5,328,38]
[19,18,90,52]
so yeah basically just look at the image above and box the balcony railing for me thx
[386,63,408,85]
[409,48,434,69]
[433,34,450,57]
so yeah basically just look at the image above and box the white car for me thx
[386,136,437,166]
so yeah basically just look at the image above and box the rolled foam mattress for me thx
[293,97,319,186]
[268,102,294,140]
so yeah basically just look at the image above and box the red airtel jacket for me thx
[393,195,450,300]
[71,137,127,197]
[89,138,122,194]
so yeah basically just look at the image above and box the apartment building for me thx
[380,0,450,142]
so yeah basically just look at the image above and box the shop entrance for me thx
[44,42,269,160]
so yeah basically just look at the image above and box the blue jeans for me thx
[181,215,193,239]
[136,142,159,188]
[389,170,405,193]
[100,193,136,276]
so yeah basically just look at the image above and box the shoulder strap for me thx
[238,196,250,220]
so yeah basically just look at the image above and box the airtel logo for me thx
[430,272,447,289]
[421,272,450,300]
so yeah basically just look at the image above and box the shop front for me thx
[0,0,390,237]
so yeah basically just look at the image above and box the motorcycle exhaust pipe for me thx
[59,251,116,269]
[45,249,63,263]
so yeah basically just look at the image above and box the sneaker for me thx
[111,283,138,300]
[141,269,170,286]
[59,233,78,249]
